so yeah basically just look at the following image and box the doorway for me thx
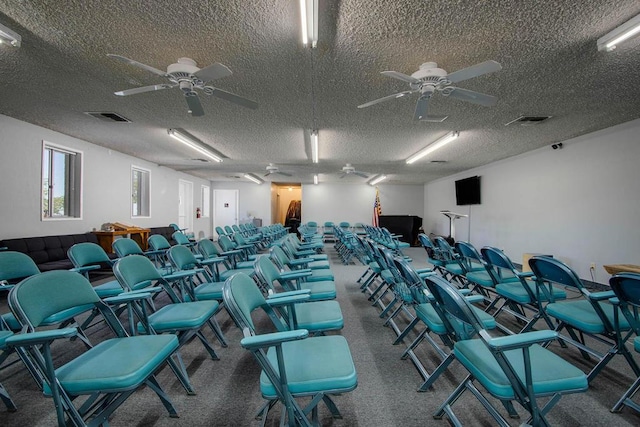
[272,184,301,233]
[213,189,239,238]
[178,179,193,233]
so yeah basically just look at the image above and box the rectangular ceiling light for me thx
[369,175,387,186]
[0,22,21,47]
[406,131,459,164]
[313,174,318,185]
[243,174,263,185]
[167,129,223,162]
[300,0,318,48]
[311,130,319,163]
[597,13,640,51]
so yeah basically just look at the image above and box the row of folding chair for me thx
[414,233,640,418]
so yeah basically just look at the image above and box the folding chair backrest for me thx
[168,245,198,270]
[172,231,191,246]
[112,238,144,258]
[218,235,237,252]
[434,236,457,261]
[223,272,266,331]
[609,273,640,333]
[67,242,111,267]
[215,226,226,238]
[9,271,100,328]
[455,241,485,270]
[148,234,172,251]
[269,246,290,269]
[169,223,181,232]
[0,251,40,282]
[113,255,163,291]
[253,256,281,290]
[480,246,519,282]
[528,256,584,290]
[224,225,234,235]
[198,238,221,258]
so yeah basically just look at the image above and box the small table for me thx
[94,228,150,253]
[603,264,640,275]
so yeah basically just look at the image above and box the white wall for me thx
[424,119,640,282]
[0,114,211,239]
[302,183,424,225]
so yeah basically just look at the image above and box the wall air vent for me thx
[84,112,132,122]
[505,115,552,126]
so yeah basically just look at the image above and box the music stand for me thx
[440,210,468,241]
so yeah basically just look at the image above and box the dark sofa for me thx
[0,232,103,272]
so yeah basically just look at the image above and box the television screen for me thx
[455,176,481,205]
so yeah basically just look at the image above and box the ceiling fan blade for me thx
[446,60,502,84]
[277,171,293,177]
[381,71,421,84]
[358,90,415,109]
[209,88,258,109]
[107,54,167,77]
[413,95,430,121]
[445,87,497,106]
[185,92,205,116]
[114,84,175,96]
[354,171,369,178]
[339,173,346,179]
[194,63,232,82]
[263,172,271,177]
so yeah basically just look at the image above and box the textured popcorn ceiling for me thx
[0,1,639,184]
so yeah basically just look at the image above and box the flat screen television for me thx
[455,176,481,205]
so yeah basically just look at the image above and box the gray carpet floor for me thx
[1,245,640,426]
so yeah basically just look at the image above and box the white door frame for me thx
[178,179,194,233]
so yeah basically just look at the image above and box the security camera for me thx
[551,142,563,150]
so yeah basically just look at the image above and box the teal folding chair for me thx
[223,272,357,426]
[67,242,124,298]
[270,246,335,282]
[481,246,566,334]
[424,274,589,426]
[602,272,640,413]
[112,237,173,276]
[0,317,17,412]
[7,270,180,426]
[529,256,634,383]
[113,255,225,394]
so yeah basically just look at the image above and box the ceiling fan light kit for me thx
[358,60,501,121]
[167,129,223,163]
[0,22,21,47]
[597,13,640,51]
[406,131,459,164]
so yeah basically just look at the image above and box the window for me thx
[201,185,210,218]
[131,166,150,217]
[42,142,82,219]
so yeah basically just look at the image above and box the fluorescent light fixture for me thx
[311,130,319,163]
[167,129,222,163]
[406,131,459,164]
[313,174,318,185]
[300,0,318,48]
[597,13,640,51]
[243,174,263,185]
[0,23,21,47]
[369,175,387,186]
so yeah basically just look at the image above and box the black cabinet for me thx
[379,215,422,246]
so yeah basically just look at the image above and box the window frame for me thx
[131,165,151,218]
[41,141,83,221]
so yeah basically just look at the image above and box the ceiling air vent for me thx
[505,115,552,126]
[430,160,447,164]
[84,112,132,123]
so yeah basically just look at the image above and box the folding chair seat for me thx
[254,255,337,301]
[609,273,640,413]
[270,246,335,282]
[67,242,124,298]
[223,272,357,425]
[481,246,566,334]
[424,274,588,426]
[529,256,633,383]
[252,257,343,334]
[7,270,181,425]
[113,255,226,394]
[167,245,226,304]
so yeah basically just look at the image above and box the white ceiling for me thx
[1,1,639,185]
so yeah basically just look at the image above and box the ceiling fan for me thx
[264,163,292,177]
[107,54,258,117]
[339,164,369,179]
[358,60,502,121]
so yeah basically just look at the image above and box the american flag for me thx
[373,188,382,227]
